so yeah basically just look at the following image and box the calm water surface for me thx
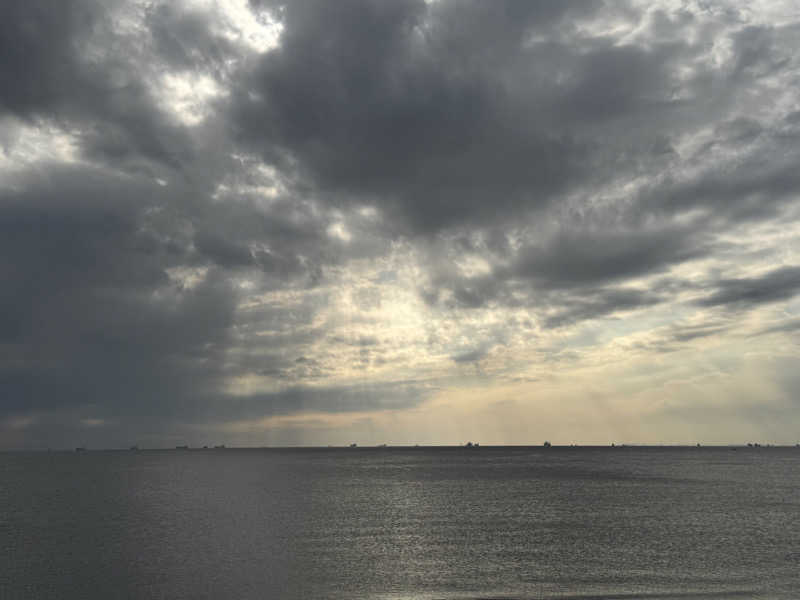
[2,447,799,599]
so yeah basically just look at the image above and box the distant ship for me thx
[349,443,357,448]
[464,441,479,448]
[213,444,226,449]
[75,447,86,452]
[129,445,139,451]
[175,445,189,450]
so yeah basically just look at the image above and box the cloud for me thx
[0,164,233,431]
[512,227,708,288]
[543,287,662,329]
[231,1,654,233]
[698,266,800,308]
[452,346,492,364]
[4,0,800,446]
[194,229,255,267]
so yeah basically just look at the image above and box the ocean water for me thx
[1,446,798,599]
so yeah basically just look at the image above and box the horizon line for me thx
[3,442,799,452]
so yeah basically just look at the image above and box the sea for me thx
[1,446,798,599]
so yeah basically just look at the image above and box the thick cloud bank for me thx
[3,0,800,447]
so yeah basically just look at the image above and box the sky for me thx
[2,0,800,449]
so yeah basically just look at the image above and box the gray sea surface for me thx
[1,446,799,599]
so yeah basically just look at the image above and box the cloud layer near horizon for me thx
[3,0,800,448]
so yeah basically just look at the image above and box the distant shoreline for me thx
[2,444,799,453]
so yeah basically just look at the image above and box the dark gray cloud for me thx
[543,288,662,329]
[0,0,198,173]
[667,322,731,343]
[0,0,96,116]
[194,230,256,268]
[232,0,649,232]
[630,319,734,355]
[512,227,707,288]
[698,266,800,309]
[417,223,706,322]
[452,346,492,364]
[0,168,231,418]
